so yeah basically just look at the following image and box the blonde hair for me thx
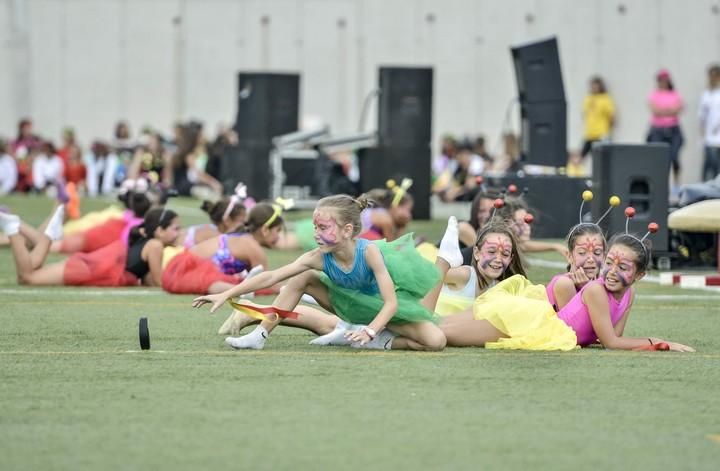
[315,194,371,237]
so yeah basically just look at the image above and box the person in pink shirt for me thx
[646,69,685,192]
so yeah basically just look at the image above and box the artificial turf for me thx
[0,194,718,470]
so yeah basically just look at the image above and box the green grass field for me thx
[1,194,719,470]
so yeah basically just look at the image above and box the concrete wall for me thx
[1,0,719,183]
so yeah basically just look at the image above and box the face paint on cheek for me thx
[313,215,339,245]
[479,239,512,272]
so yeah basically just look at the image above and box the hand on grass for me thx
[666,341,695,352]
[192,293,227,313]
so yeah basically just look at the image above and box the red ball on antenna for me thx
[624,207,636,218]
[647,222,659,233]
[523,213,534,224]
[507,184,518,194]
[475,175,484,185]
[493,198,505,209]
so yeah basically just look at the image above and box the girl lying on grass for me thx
[437,225,695,352]
[193,194,447,351]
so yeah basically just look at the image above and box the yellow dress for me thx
[62,206,124,235]
[472,274,578,351]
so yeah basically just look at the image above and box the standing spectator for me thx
[581,76,615,159]
[0,139,18,194]
[31,141,64,192]
[646,69,684,193]
[699,64,720,181]
[85,141,119,196]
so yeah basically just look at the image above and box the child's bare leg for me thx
[18,222,52,269]
[386,321,447,351]
[219,304,338,336]
[440,310,507,347]
[421,216,462,311]
[7,232,66,285]
[225,271,333,349]
[260,271,333,335]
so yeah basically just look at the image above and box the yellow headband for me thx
[263,197,294,228]
[386,178,413,207]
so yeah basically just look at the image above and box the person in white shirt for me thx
[85,141,119,196]
[699,64,720,181]
[0,140,18,194]
[32,141,64,191]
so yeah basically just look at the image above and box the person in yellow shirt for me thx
[581,76,615,158]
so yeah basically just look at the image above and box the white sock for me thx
[437,216,463,268]
[225,325,268,350]
[309,320,351,346]
[300,293,320,306]
[0,213,20,236]
[44,206,65,241]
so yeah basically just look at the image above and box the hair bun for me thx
[200,200,215,214]
[356,194,371,211]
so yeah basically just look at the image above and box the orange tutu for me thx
[161,251,239,294]
[63,240,139,286]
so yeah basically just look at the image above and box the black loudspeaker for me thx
[378,67,433,148]
[486,175,590,238]
[511,37,566,103]
[592,143,671,251]
[520,101,567,167]
[234,73,300,141]
[227,73,299,199]
[358,146,431,220]
[222,143,272,200]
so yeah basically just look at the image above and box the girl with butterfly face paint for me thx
[434,232,694,352]
[418,219,526,318]
[546,224,606,311]
[193,194,447,352]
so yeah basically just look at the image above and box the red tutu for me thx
[82,218,127,252]
[162,251,239,294]
[63,240,139,286]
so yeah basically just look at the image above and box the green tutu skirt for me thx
[319,234,441,325]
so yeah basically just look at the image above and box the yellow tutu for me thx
[472,274,578,351]
[62,206,124,235]
[436,291,474,317]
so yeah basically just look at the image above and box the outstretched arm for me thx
[192,250,321,312]
[585,284,693,351]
